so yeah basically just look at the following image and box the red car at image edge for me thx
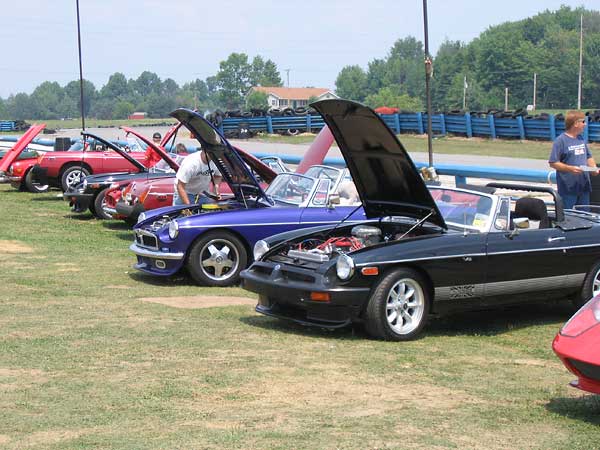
[553,295,600,394]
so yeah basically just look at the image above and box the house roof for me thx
[251,86,333,100]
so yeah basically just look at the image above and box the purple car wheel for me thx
[187,231,248,287]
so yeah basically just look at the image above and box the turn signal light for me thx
[361,267,379,276]
[310,292,330,302]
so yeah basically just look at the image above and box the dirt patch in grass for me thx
[139,296,256,309]
[0,240,33,254]
[0,368,49,391]
[21,430,82,447]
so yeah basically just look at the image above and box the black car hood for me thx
[311,100,446,229]
[169,109,271,204]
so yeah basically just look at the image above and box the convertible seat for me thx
[514,197,550,228]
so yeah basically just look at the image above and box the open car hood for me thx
[311,100,446,229]
[170,108,273,204]
[120,125,181,172]
[81,132,147,172]
[0,123,46,172]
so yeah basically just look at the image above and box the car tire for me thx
[364,268,430,341]
[186,231,248,287]
[61,165,90,191]
[578,260,600,308]
[92,188,113,220]
[24,169,49,193]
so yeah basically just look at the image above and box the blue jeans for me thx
[172,191,212,206]
[561,191,590,210]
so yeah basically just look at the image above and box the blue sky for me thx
[0,0,597,97]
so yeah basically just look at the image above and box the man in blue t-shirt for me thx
[549,110,598,209]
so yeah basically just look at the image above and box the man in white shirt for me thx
[172,149,222,205]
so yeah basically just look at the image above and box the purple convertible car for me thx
[130,108,365,287]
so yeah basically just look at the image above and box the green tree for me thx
[113,101,135,119]
[245,90,269,110]
[6,93,34,120]
[216,53,251,109]
[133,71,162,97]
[100,72,129,100]
[30,81,64,119]
[63,79,97,118]
[335,65,367,101]
[249,56,282,87]
[364,87,423,111]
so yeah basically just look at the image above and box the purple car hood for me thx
[311,99,446,229]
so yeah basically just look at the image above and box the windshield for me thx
[266,173,316,205]
[429,187,494,232]
[304,165,342,183]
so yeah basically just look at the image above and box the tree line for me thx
[1,6,598,121]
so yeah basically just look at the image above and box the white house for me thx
[249,86,338,109]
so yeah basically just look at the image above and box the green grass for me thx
[0,185,600,449]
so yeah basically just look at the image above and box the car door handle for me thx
[548,236,565,242]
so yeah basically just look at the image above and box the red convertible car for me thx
[0,123,50,192]
[30,128,176,192]
[553,295,600,394]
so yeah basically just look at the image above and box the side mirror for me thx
[514,217,530,229]
[328,194,340,208]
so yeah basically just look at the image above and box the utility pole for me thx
[422,0,433,168]
[463,75,467,110]
[533,72,537,111]
[75,0,85,131]
[505,87,509,111]
[578,13,583,109]
[285,69,290,87]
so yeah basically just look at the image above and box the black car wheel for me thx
[24,170,48,193]
[365,268,430,341]
[187,231,247,287]
[92,188,113,220]
[61,166,90,191]
[578,261,600,308]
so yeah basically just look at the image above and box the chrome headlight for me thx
[336,254,355,280]
[137,212,147,224]
[168,220,179,239]
[253,240,270,261]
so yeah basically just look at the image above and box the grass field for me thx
[0,184,599,449]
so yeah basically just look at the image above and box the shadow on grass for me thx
[241,301,574,341]
[127,270,199,287]
[546,395,600,425]
[240,314,364,341]
[30,192,64,201]
[64,213,95,221]
[425,301,574,338]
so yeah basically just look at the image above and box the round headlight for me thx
[253,240,270,261]
[168,220,179,239]
[336,254,355,280]
[137,212,147,224]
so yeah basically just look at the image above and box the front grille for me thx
[135,230,158,250]
[569,358,600,381]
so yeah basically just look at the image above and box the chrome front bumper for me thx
[129,243,184,260]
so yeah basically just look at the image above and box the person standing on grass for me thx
[172,149,222,206]
[549,110,598,209]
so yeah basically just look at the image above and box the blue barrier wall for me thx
[220,113,600,143]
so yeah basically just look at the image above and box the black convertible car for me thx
[240,99,600,341]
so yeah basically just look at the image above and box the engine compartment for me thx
[282,221,438,264]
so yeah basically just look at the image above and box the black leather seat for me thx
[514,197,550,228]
